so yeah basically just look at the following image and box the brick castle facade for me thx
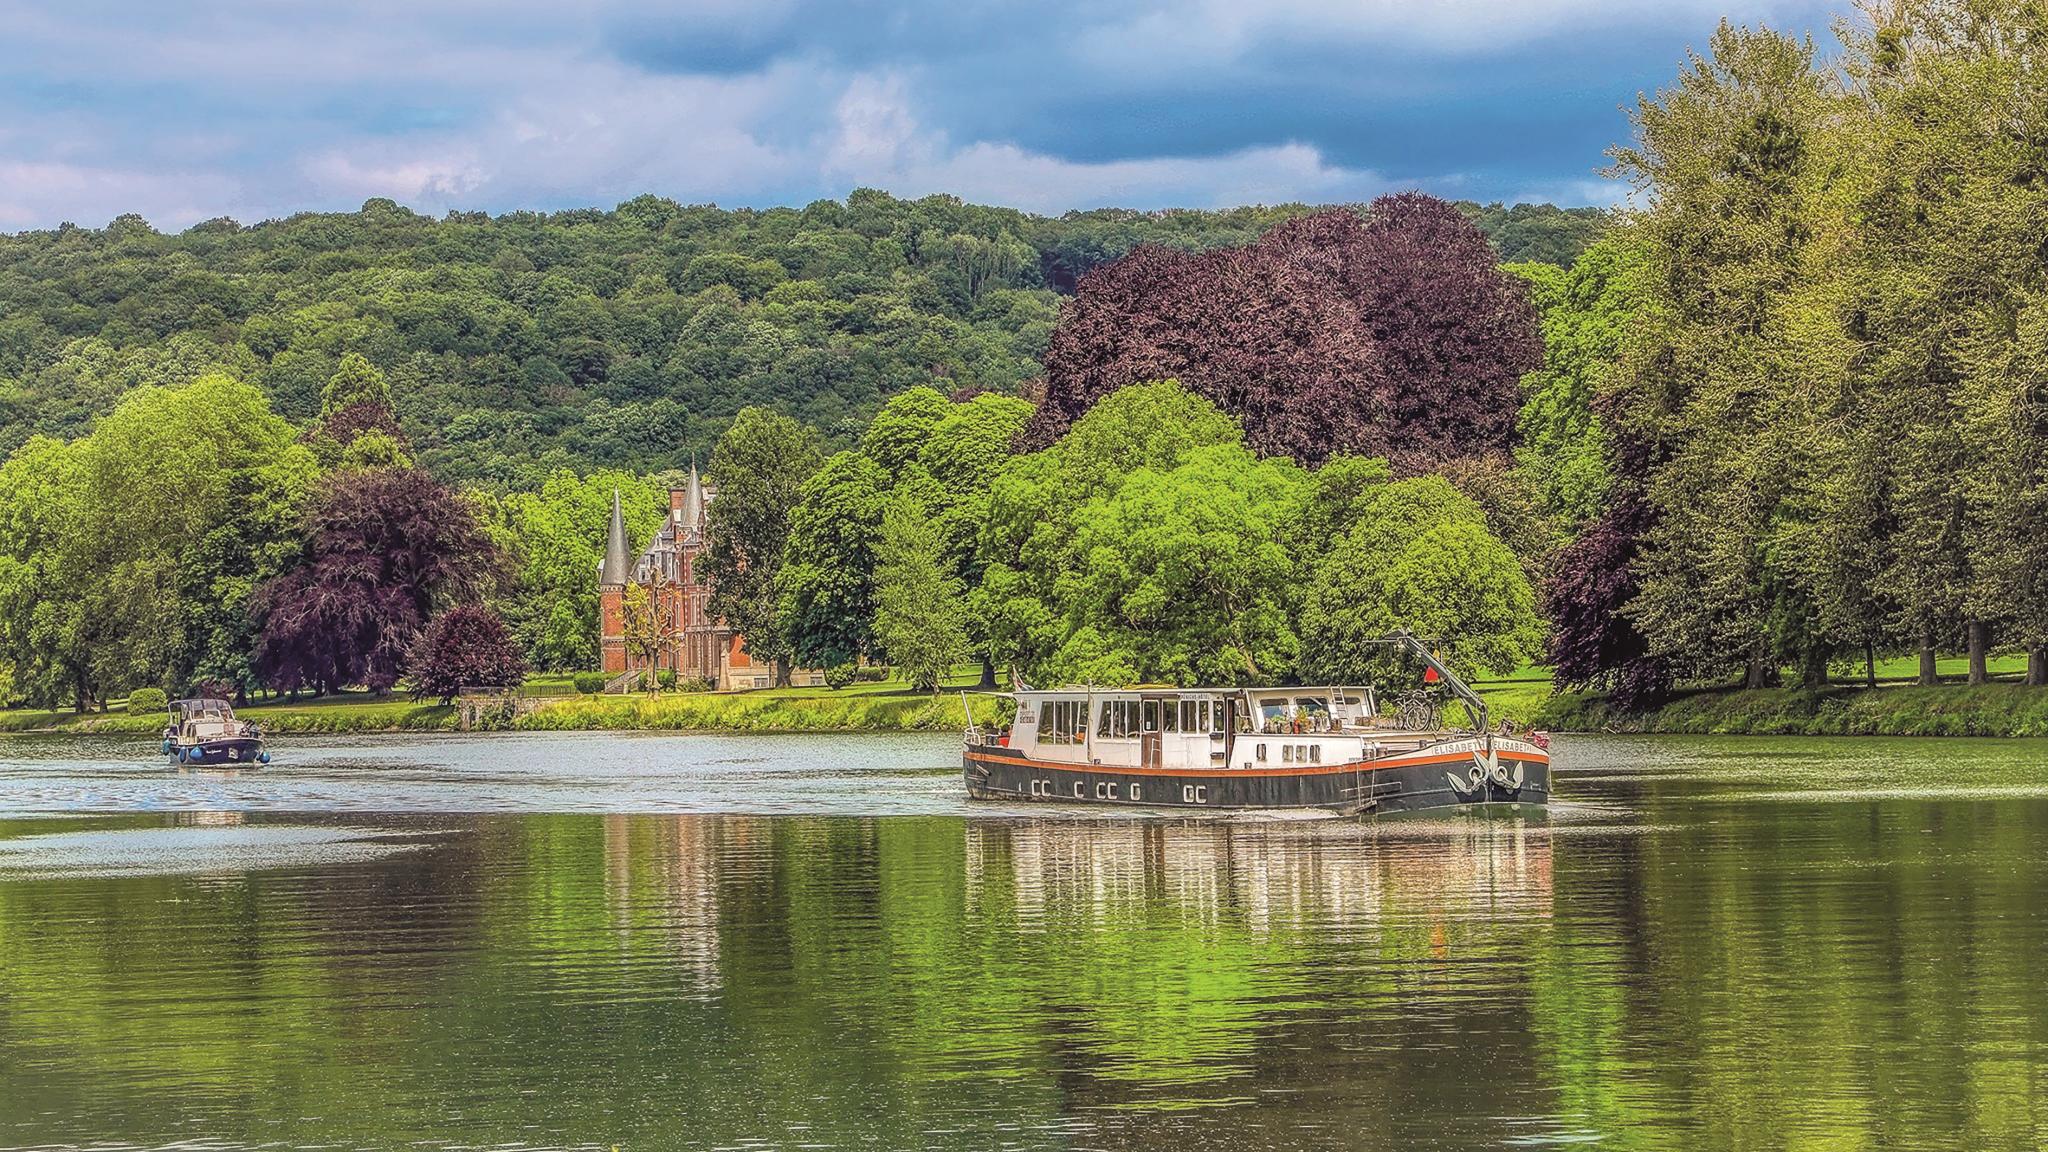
[597,467,803,691]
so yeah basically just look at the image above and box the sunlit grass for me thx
[1540,683,2048,737]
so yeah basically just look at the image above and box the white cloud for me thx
[818,73,1390,211]
[0,0,1769,228]
[0,160,249,231]
[1075,0,1812,64]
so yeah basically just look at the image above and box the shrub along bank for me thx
[0,679,998,736]
[512,690,1003,733]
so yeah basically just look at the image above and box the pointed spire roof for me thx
[600,489,630,586]
[682,459,705,534]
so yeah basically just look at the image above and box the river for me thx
[0,731,2044,1150]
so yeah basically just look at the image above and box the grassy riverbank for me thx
[0,695,460,735]
[514,687,1003,733]
[0,669,1000,736]
[10,662,2043,739]
[1534,682,2048,737]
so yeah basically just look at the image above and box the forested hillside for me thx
[0,191,1603,489]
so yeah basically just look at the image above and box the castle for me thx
[596,466,785,690]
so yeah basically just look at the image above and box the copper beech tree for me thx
[1033,194,1541,471]
[252,466,497,696]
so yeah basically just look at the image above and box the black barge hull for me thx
[964,746,1549,815]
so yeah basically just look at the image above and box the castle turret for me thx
[601,489,630,587]
[598,490,629,674]
[682,460,705,536]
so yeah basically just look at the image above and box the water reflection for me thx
[969,815,1553,937]
[0,734,2045,1151]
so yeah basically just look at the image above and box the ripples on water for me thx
[0,731,2045,1150]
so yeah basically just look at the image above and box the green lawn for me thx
[6,654,2044,738]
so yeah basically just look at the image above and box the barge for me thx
[963,631,1548,815]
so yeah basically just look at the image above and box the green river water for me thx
[0,731,2044,1150]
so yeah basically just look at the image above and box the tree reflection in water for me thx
[0,777,2044,1152]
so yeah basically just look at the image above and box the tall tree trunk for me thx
[1968,619,1992,685]
[1918,631,1938,687]
[979,655,997,690]
[1744,650,1770,690]
[2029,646,2047,687]
[1865,639,1877,690]
[773,657,790,688]
[1800,644,1830,691]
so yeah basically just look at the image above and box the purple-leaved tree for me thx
[253,467,496,696]
[1035,195,1542,470]
[407,604,529,704]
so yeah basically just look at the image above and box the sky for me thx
[0,0,1844,232]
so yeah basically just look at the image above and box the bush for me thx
[856,665,889,682]
[824,664,858,690]
[126,687,168,714]
[677,675,716,693]
[573,671,609,694]
[406,604,530,705]
[656,669,678,690]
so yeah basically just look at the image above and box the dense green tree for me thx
[1609,20,1839,688]
[704,408,824,683]
[872,498,972,694]
[1298,476,1543,683]
[1840,1,2048,684]
[0,190,1588,486]
[977,383,1307,685]
[1455,201,1614,266]
[320,353,393,420]
[63,376,316,701]
[859,386,954,480]
[1507,235,1647,528]
[0,437,86,707]
[777,388,1033,677]
[776,452,892,670]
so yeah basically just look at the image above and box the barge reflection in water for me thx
[0,732,2043,1150]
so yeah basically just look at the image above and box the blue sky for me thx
[0,0,1841,231]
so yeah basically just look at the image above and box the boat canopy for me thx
[169,698,236,719]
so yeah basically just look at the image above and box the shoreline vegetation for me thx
[12,654,2048,738]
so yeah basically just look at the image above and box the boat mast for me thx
[1383,629,1489,743]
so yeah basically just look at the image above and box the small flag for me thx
[1423,664,1440,684]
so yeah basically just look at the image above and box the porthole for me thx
[1282,745,1294,763]
[1310,745,1322,764]
[1255,743,1268,762]
[1131,784,1142,801]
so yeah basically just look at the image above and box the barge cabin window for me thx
[1173,699,1220,734]
[1037,699,1086,745]
[1099,700,1139,739]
